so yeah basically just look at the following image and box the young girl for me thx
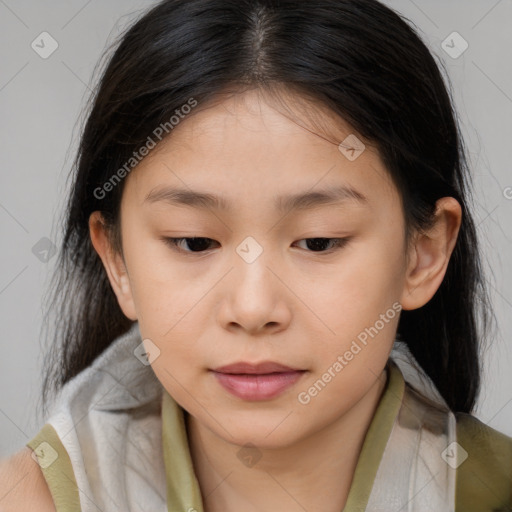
[1,0,511,510]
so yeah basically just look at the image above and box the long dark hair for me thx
[39,0,494,417]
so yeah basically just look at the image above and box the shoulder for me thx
[0,447,56,511]
[455,411,512,463]
[455,412,512,511]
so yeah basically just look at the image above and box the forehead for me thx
[124,88,399,213]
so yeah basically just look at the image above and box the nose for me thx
[216,247,292,335]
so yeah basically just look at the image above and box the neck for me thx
[186,368,388,512]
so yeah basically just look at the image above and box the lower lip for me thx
[211,370,306,400]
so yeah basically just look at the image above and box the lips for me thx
[211,361,306,400]
[213,361,301,374]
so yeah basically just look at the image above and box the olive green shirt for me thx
[26,363,512,511]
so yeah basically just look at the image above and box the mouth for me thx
[210,361,307,401]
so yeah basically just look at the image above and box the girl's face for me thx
[94,88,422,448]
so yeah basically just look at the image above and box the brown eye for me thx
[162,237,219,253]
[294,238,350,252]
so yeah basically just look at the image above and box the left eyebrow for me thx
[276,185,368,212]
[143,184,368,213]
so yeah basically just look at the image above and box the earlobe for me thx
[88,211,138,321]
[400,197,462,311]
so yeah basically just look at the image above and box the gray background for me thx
[0,0,511,458]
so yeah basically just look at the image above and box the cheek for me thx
[150,342,197,381]
[308,238,403,332]
[121,228,200,324]
[302,234,404,369]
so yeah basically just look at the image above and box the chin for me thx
[211,415,305,451]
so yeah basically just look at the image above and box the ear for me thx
[88,211,138,321]
[399,197,462,310]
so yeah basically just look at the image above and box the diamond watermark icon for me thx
[31,32,59,59]
[32,237,57,262]
[237,443,262,468]
[441,441,468,469]
[31,441,58,469]
[134,338,161,365]
[441,32,468,59]
[338,134,365,161]
[236,236,263,264]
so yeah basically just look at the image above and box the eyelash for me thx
[161,237,351,255]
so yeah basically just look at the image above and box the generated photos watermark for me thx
[297,301,402,405]
[93,97,198,200]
